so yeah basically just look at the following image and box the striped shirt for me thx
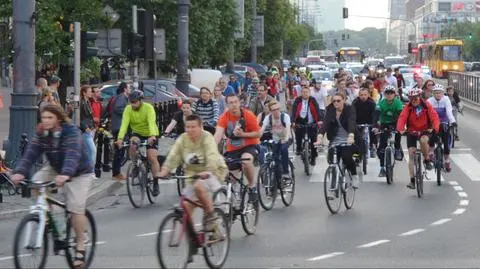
[192,99,219,127]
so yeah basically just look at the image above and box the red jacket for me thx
[397,99,440,134]
[266,77,278,96]
[90,98,102,127]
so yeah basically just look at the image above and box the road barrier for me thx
[448,71,480,104]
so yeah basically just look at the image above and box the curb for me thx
[460,97,480,114]
[0,180,125,221]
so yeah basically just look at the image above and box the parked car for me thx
[100,82,184,107]
[143,79,200,98]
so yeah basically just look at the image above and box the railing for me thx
[448,71,480,104]
[154,100,180,134]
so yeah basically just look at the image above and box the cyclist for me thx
[192,87,219,135]
[164,99,194,136]
[215,94,261,202]
[11,104,93,269]
[259,100,292,179]
[257,100,273,141]
[291,86,322,166]
[316,92,359,189]
[352,87,377,158]
[397,88,440,189]
[427,84,456,172]
[422,79,435,100]
[159,114,228,236]
[115,91,161,196]
[249,84,274,116]
[374,85,404,177]
[446,86,461,141]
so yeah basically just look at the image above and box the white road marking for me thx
[457,192,468,198]
[357,239,390,248]
[398,228,425,237]
[459,199,469,206]
[94,241,107,246]
[450,154,480,181]
[430,218,452,226]
[453,208,466,215]
[453,186,463,191]
[136,232,158,237]
[0,254,31,261]
[448,181,459,186]
[307,252,345,261]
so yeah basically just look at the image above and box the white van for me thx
[189,68,223,91]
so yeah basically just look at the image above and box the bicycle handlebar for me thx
[121,140,149,148]
[20,179,72,189]
[224,157,252,164]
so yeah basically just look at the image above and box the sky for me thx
[345,0,389,31]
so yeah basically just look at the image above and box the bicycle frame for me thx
[357,124,371,156]
[174,195,206,248]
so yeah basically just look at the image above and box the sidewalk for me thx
[0,138,176,220]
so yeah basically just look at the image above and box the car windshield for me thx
[384,58,405,67]
[312,72,333,81]
[442,46,461,61]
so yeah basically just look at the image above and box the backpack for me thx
[268,112,287,128]
[406,100,432,129]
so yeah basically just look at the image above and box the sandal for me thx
[73,249,86,269]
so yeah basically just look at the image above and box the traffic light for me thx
[80,31,98,63]
[408,42,412,53]
[342,34,345,40]
[468,33,473,39]
[137,9,155,59]
[128,32,145,59]
[343,7,348,19]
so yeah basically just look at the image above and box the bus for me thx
[414,39,464,78]
[336,47,365,63]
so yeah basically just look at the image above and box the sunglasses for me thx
[385,91,395,95]
[332,99,343,103]
[427,83,435,86]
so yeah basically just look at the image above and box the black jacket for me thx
[320,103,357,141]
[352,97,376,125]
[80,99,94,132]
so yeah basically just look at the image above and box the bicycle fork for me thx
[25,195,49,249]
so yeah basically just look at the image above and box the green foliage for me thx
[323,28,396,56]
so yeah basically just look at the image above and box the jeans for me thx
[272,142,289,174]
[377,123,401,167]
[83,131,97,168]
[112,130,124,176]
[95,131,111,175]
[328,145,357,176]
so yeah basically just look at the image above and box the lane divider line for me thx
[459,200,469,206]
[453,208,466,215]
[136,232,159,237]
[307,252,345,261]
[448,181,459,186]
[457,192,468,198]
[398,228,425,237]
[0,254,31,261]
[453,186,463,191]
[430,218,452,226]
[357,239,390,248]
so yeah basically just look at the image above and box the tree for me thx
[323,27,396,56]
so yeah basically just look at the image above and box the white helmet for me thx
[433,84,445,92]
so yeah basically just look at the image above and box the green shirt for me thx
[376,97,404,124]
[118,102,159,140]
[163,131,228,184]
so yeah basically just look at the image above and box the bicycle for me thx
[433,123,451,186]
[322,143,356,214]
[123,139,158,208]
[160,133,185,196]
[376,127,400,185]
[408,131,432,198]
[13,180,97,269]
[451,105,462,147]
[296,123,317,176]
[356,124,372,175]
[212,157,259,235]
[156,175,230,269]
[257,140,295,211]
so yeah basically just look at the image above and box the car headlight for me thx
[443,65,448,70]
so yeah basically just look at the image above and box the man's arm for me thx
[147,104,159,136]
[117,106,131,140]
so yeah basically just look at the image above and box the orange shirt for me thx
[217,108,260,152]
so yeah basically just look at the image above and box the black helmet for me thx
[128,90,144,102]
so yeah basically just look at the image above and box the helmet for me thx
[384,85,397,93]
[128,90,144,102]
[408,87,423,97]
[433,84,445,92]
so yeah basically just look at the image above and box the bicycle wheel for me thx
[147,175,158,205]
[212,187,233,228]
[175,167,185,197]
[435,146,443,186]
[280,161,296,207]
[257,165,276,211]
[303,140,311,176]
[13,213,49,269]
[324,167,342,214]
[385,147,393,185]
[203,207,231,269]
[65,210,97,269]
[362,141,368,175]
[156,212,190,269]
[343,168,356,210]
[126,163,145,208]
[449,127,455,149]
[415,153,423,198]
[240,187,259,235]
[120,147,129,167]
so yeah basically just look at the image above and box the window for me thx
[438,2,451,12]
[441,46,461,61]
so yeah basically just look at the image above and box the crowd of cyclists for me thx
[9,62,464,268]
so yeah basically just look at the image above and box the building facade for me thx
[313,0,346,32]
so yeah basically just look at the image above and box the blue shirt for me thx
[228,81,241,95]
[222,85,235,96]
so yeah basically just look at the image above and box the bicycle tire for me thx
[156,212,189,269]
[212,187,233,228]
[324,167,341,214]
[303,140,311,176]
[126,163,145,208]
[435,146,443,186]
[385,147,393,185]
[449,127,455,149]
[175,167,185,197]
[342,167,356,210]
[240,187,259,235]
[65,210,97,269]
[13,213,49,269]
[415,152,423,198]
[257,165,276,211]
[203,207,231,269]
[280,161,296,207]
[146,171,158,205]
[362,141,368,175]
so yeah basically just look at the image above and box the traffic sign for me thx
[95,29,122,57]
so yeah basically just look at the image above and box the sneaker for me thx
[352,175,359,189]
[112,174,126,181]
[424,160,433,171]
[455,135,459,141]
[310,158,316,166]
[370,148,377,158]
[394,149,403,161]
[102,164,111,172]
[378,167,386,177]
[151,179,160,197]
[407,178,415,189]
[203,212,219,232]
[248,187,258,203]
[281,173,290,179]
[445,161,451,172]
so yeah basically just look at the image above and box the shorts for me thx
[224,145,259,170]
[406,133,431,148]
[32,166,93,214]
[183,175,222,201]
[131,133,158,150]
